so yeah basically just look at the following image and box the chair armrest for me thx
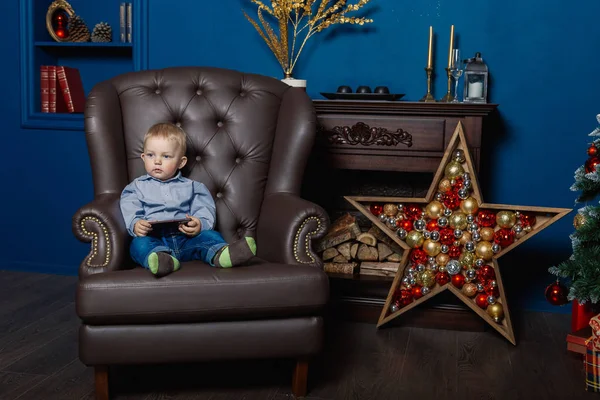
[257,193,330,268]
[72,193,130,277]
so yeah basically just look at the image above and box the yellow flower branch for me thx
[244,0,373,77]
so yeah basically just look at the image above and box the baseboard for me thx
[0,261,78,276]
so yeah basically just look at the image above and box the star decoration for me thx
[345,122,570,345]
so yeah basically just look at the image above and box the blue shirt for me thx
[120,172,216,237]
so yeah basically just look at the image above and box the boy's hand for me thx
[134,220,152,237]
[179,215,202,237]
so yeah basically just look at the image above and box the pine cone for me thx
[91,22,112,43]
[67,15,90,43]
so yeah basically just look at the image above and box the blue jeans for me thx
[130,230,227,269]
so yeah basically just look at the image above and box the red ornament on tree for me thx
[452,177,464,191]
[477,209,496,227]
[435,271,451,286]
[451,273,465,288]
[370,204,383,216]
[485,281,500,297]
[588,144,598,157]
[585,156,600,173]
[480,265,495,281]
[494,228,515,247]
[410,249,428,265]
[545,281,569,306]
[399,289,414,307]
[404,204,422,221]
[476,293,489,309]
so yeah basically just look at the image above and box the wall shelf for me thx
[20,0,149,131]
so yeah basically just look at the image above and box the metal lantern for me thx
[463,52,488,103]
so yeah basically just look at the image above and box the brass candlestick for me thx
[440,67,453,102]
[419,67,436,102]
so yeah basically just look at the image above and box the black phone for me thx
[148,218,191,236]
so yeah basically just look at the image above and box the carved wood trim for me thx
[319,122,413,147]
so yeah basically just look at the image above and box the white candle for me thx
[468,81,483,98]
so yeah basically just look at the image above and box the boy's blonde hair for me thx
[143,123,187,155]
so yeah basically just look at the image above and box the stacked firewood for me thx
[315,213,402,277]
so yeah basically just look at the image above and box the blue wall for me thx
[4,0,600,312]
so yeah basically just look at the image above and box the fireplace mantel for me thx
[305,100,499,330]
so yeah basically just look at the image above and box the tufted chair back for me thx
[85,67,316,242]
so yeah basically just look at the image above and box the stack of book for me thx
[40,66,86,113]
[120,2,133,43]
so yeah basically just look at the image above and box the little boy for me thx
[120,122,256,277]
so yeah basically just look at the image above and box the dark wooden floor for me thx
[0,269,596,400]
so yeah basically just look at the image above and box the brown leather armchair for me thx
[72,67,330,399]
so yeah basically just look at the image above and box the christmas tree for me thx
[549,114,600,304]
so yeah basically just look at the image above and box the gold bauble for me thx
[406,230,424,248]
[480,227,495,242]
[496,211,517,228]
[423,239,442,257]
[444,161,464,180]
[421,270,436,288]
[574,213,586,230]
[436,253,450,266]
[459,252,475,268]
[383,203,398,217]
[486,302,504,323]
[463,283,477,297]
[425,201,444,219]
[459,231,472,245]
[476,241,494,261]
[460,197,479,215]
[439,178,452,192]
[449,212,468,230]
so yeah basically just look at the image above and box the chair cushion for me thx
[76,258,329,325]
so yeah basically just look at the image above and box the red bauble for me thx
[399,289,414,306]
[397,219,413,231]
[480,265,495,281]
[410,249,428,265]
[519,213,537,228]
[439,228,455,245]
[427,219,440,231]
[443,191,460,210]
[485,281,500,297]
[452,177,464,191]
[452,273,465,288]
[589,145,598,157]
[494,228,515,247]
[412,285,424,299]
[585,156,600,173]
[435,271,451,286]
[448,245,461,258]
[545,281,569,306]
[477,209,496,227]
[370,204,383,216]
[476,293,489,309]
[404,204,423,221]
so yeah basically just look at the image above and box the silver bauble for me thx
[476,283,485,292]
[465,269,477,280]
[379,213,388,222]
[475,258,485,268]
[514,224,523,234]
[454,229,463,239]
[466,215,475,223]
[428,256,436,265]
[492,243,501,253]
[462,172,470,181]
[421,286,431,295]
[430,264,439,272]
[417,264,426,272]
[444,208,453,217]
[458,188,469,199]
[490,280,497,288]
[453,149,466,163]
[487,295,496,305]
[397,204,404,212]
[469,222,479,232]
[397,229,408,240]
[465,241,475,252]
[463,179,472,189]
[409,277,417,286]
[414,219,426,231]
[390,303,399,313]
[446,260,461,275]
[441,244,449,253]
[430,231,441,241]
[472,231,481,241]
[423,231,431,239]
[402,277,410,285]
[438,217,449,227]
[435,192,444,201]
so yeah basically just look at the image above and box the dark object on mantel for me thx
[356,85,372,94]
[321,92,405,101]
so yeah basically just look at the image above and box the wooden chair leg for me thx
[94,366,109,400]
[292,359,309,398]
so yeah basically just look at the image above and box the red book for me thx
[40,65,49,113]
[567,325,592,355]
[56,66,86,113]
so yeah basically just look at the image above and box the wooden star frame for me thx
[345,122,570,345]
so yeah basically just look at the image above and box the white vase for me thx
[281,77,307,91]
